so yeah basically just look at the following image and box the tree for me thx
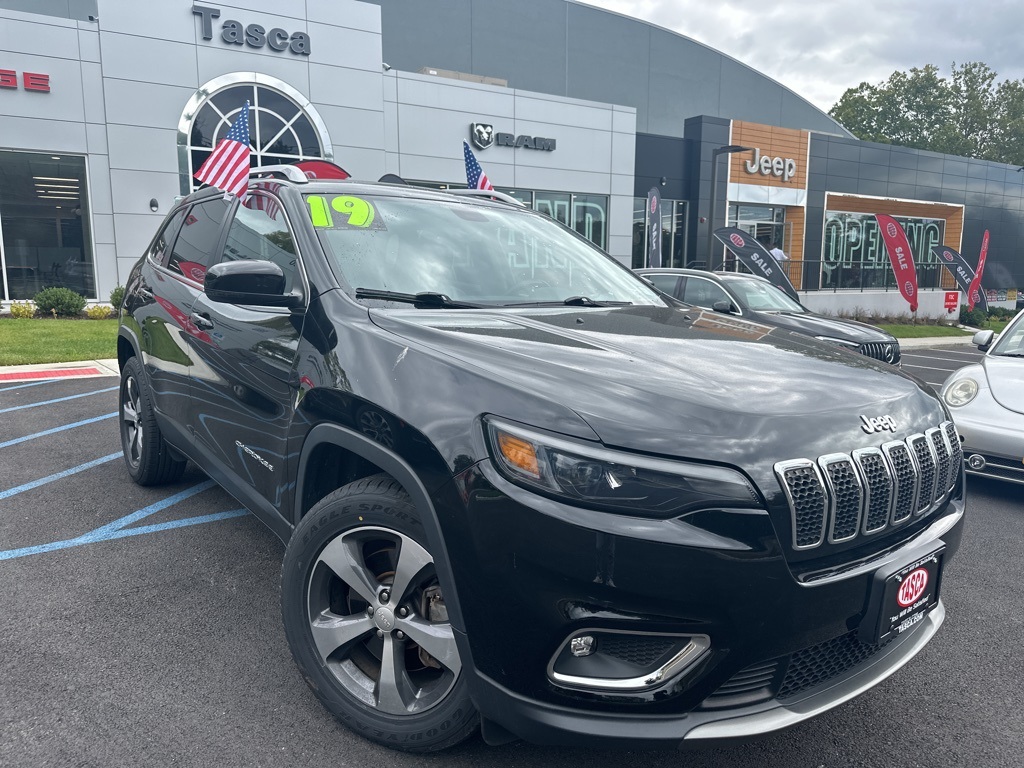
[829,62,1024,167]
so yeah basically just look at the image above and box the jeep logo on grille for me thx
[860,414,897,434]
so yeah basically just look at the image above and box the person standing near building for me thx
[760,235,788,262]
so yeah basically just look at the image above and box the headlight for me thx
[485,418,760,517]
[943,378,979,407]
[814,335,859,348]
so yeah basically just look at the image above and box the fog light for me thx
[967,454,986,470]
[570,635,595,657]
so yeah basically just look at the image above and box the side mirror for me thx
[972,329,995,351]
[204,260,302,308]
[712,300,736,314]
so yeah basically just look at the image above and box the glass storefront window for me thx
[821,211,946,291]
[534,191,571,227]
[571,194,607,250]
[0,151,94,300]
[632,197,687,268]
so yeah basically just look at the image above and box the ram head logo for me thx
[470,123,494,150]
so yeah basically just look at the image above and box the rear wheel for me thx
[281,475,477,752]
[118,356,186,486]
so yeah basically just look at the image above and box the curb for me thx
[0,358,119,382]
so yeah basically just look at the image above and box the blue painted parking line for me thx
[0,481,247,561]
[0,452,121,500]
[0,379,60,392]
[0,412,118,449]
[0,385,118,414]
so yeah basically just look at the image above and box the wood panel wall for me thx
[729,122,809,189]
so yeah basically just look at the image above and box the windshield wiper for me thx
[502,296,633,308]
[355,288,486,309]
[997,352,1024,357]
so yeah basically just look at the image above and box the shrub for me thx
[32,286,87,317]
[109,285,126,312]
[959,306,987,328]
[9,301,35,318]
[85,304,114,319]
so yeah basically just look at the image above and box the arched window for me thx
[178,73,333,195]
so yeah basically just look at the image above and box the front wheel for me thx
[281,475,478,753]
[119,356,186,486]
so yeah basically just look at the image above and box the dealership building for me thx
[1,0,1021,313]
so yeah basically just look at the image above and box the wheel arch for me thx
[117,326,141,370]
[294,423,466,633]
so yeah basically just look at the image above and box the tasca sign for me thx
[193,4,311,55]
[744,147,797,183]
[470,123,556,152]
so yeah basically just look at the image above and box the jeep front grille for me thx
[775,421,959,551]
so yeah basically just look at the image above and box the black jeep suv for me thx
[117,168,965,753]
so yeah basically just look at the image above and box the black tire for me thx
[281,475,478,753]
[118,356,187,486]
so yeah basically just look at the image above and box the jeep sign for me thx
[744,148,796,183]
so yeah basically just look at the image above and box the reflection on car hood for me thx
[755,311,895,344]
[984,357,1024,415]
[370,305,943,470]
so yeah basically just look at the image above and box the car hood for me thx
[370,305,944,467]
[754,311,895,344]
[984,357,1024,414]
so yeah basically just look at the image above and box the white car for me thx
[941,309,1024,485]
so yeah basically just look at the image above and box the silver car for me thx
[941,309,1024,485]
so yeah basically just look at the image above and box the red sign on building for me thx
[0,70,51,92]
[944,291,959,312]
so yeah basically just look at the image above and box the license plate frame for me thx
[858,541,945,645]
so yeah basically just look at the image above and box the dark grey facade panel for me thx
[886,166,917,186]
[858,163,890,182]
[826,159,860,179]
[634,133,689,199]
[886,183,918,199]
[0,0,95,20]
[889,150,918,170]
[565,2,652,131]
[942,158,969,177]
[371,0,851,139]
[858,147,891,166]
[470,0,568,94]
[917,171,944,188]
[856,180,888,197]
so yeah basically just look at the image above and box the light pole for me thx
[706,144,753,270]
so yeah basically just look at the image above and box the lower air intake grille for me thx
[598,636,676,667]
[778,631,887,700]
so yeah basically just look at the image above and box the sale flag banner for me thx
[875,214,920,313]
[966,230,990,311]
[713,227,799,301]
[646,186,663,268]
[931,243,987,312]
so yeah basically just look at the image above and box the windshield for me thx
[304,193,664,306]
[724,276,806,313]
[990,310,1024,356]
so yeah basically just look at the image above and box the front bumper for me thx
[444,461,965,748]
[951,405,1024,484]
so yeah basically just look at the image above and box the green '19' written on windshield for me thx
[306,195,386,230]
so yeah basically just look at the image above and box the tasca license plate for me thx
[859,542,945,645]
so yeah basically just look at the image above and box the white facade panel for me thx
[91,213,115,245]
[109,169,181,216]
[80,61,106,124]
[328,146,385,181]
[306,22,382,72]
[514,96,613,132]
[508,122,611,173]
[307,0,382,32]
[100,33,198,89]
[0,16,80,59]
[107,126,179,173]
[86,153,112,215]
[0,114,87,153]
[98,0,195,42]
[513,166,609,194]
[611,132,635,176]
[92,243,119,298]
[0,54,86,122]
[214,0,310,22]
[113,213,166,266]
[195,46,311,95]
[86,122,108,154]
[396,75,515,118]
[78,29,100,62]
[309,64,384,110]
[102,79,197,130]
[315,104,386,152]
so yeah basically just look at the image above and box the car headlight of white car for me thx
[943,378,979,407]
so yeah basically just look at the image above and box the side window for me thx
[682,277,731,309]
[221,193,299,293]
[167,198,231,283]
[147,209,187,267]
[646,273,680,297]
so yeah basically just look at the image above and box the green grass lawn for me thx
[876,324,974,339]
[0,318,119,365]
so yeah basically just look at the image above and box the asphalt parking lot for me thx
[1,349,1022,768]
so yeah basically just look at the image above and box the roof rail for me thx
[249,165,309,183]
[445,188,525,207]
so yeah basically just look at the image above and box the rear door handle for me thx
[190,312,214,330]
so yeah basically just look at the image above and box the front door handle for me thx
[190,312,214,330]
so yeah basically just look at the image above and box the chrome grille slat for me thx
[852,448,892,535]
[909,434,938,514]
[819,455,863,543]
[776,423,955,552]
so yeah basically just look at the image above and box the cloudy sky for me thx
[580,0,1024,113]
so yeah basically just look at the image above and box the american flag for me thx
[194,101,252,201]
[463,140,494,190]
